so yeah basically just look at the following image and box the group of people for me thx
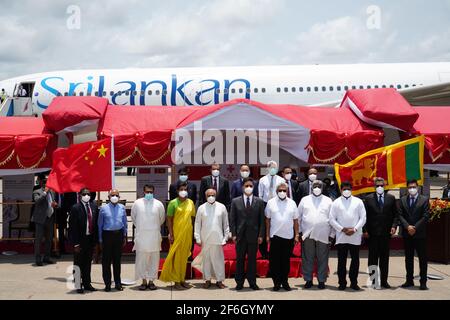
[31,161,430,293]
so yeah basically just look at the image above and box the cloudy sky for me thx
[0,0,449,79]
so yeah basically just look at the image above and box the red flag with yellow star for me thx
[47,138,113,193]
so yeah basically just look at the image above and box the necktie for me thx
[287,182,291,198]
[269,176,274,198]
[246,196,251,209]
[378,195,383,208]
[86,204,93,234]
[47,192,54,217]
[213,177,217,191]
[409,197,415,208]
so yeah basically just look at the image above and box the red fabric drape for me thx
[0,136,16,167]
[15,136,50,168]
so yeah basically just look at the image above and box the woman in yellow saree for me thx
[160,182,196,289]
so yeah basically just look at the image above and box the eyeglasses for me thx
[81,193,90,196]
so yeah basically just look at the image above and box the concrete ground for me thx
[0,250,449,300]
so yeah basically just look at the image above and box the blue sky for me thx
[0,0,449,79]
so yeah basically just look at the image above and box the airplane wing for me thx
[310,81,450,107]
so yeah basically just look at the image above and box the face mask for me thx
[179,175,188,182]
[144,193,154,201]
[110,196,119,204]
[207,196,216,204]
[308,174,317,182]
[284,174,292,181]
[313,187,322,196]
[240,171,250,179]
[244,187,253,195]
[179,190,188,198]
[342,190,352,198]
[81,195,91,203]
[408,187,418,196]
[278,191,287,199]
[376,186,384,195]
[212,170,220,177]
[269,167,278,176]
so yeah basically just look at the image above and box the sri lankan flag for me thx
[334,136,424,195]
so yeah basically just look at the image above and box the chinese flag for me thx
[47,138,113,193]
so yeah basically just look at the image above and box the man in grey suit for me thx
[32,178,58,266]
[230,178,265,291]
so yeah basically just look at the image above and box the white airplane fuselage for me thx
[1,62,450,116]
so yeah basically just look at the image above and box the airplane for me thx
[1,62,450,117]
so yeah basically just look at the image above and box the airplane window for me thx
[94,91,99,96]
[216,89,220,94]
[239,88,244,94]
[314,87,318,92]
[64,92,68,96]
[224,88,229,94]
[231,89,236,94]
[110,91,114,96]
[163,89,168,95]
[148,90,152,95]
[374,85,379,89]
[79,92,84,96]
[299,87,304,92]
[307,87,311,92]
[329,86,334,91]
[352,86,356,90]
[246,88,251,94]
[322,86,326,91]
[155,90,160,95]
[367,85,371,89]
[405,85,409,88]
[291,87,296,93]
[344,86,349,91]
[140,91,144,96]
[359,85,364,89]
[412,84,416,87]
[276,87,281,93]
[397,85,402,89]
[254,88,258,93]
[284,87,289,93]
[382,85,386,88]
[389,85,394,88]
[337,86,341,91]
[261,88,266,93]
[103,91,107,96]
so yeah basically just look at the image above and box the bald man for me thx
[98,189,128,292]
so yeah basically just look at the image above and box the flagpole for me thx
[111,134,116,189]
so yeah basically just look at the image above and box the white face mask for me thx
[207,196,216,204]
[312,187,322,196]
[81,195,91,203]
[244,187,253,195]
[342,190,352,198]
[278,191,287,199]
[376,186,385,195]
[240,171,250,179]
[212,169,220,177]
[284,173,292,181]
[110,196,119,204]
[408,187,418,196]
[308,174,317,182]
[179,190,188,198]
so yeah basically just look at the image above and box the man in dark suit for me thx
[398,179,430,290]
[230,164,259,199]
[32,178,58,266]
[199,163,231,210]
[442,179,450,200]
[169,167,197,204]
[281,166,300,205]
[298,167,318,202]
[230,178,265,290]
[363,177,399,289]
[68,188,99,293]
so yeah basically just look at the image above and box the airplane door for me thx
[12,81,35,116]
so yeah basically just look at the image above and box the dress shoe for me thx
[250,284,260,290]
[381,283,391,289]
[104,286,111,292]
[304,281,313,289]
[338,285,346,291]
[138,284,148,291]
[350,284,361,291]
[282,283,292,291]
[273,285,281,291]
[43,258,55,264]
[115,285,124,291]
[76,289,84,294]
[148,282,157,291]
[420,283,428,290]
[235,284,244,291]
[318,282,326,290]
[401,281,414,288]
[35,261,43,267]
[216,282,226,289]
[203,281,212,289]
[84,285,97,292]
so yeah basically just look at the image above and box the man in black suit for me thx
[68,188,99,294]
[442,179,450,200]
[169,167,197,204]
[230,164,259,199]
[398,179,430,290]
[363,177,399,289]
[281,166,300,205]
[298,167,318,202]
[230,178,265,290]
[199,163,231,210]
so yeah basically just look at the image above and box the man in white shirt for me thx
[131,184,165,291]
[330,181,366,291]
[298,180,334,290]
[18,85,27,97]
[265,182,299,291]
[258,160,284,259]
[193,188,229,289]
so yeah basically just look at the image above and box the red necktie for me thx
[86,204,93,234]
